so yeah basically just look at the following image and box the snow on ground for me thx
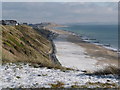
[0,63,118,89]
[1,33,119,89]
[54,34,104,71]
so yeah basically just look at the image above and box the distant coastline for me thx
[54,25,118,53]
[1,23,119,88]
[46,25,118,71]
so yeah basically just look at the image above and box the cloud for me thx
[2,0,119,2]
[0,2,2,20]
[2,2,118,24]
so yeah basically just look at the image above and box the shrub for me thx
[93,66,120,75]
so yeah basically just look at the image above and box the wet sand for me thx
[67,34,118,67]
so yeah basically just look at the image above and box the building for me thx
[23,23,27,25]
[19,22,28,25]
[0,20,18,25]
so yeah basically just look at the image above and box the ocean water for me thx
[56,25,118,50]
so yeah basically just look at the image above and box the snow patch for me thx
[0,63,118,89]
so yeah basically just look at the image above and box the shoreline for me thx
[1,25,119,88]
[54,27,118,53]
[67,33,118,68]
[47,27,118,71]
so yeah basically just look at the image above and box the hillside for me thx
[1,25,119,89]
[2,25,60,68]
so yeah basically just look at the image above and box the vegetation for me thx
[92,66,120,75]
[86,82,119,88]
[49,81,65,88]
[49,81,119,88]
[71,82,119,88]
[2,25,61,69]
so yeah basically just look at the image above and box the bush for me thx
[93,66,120,75]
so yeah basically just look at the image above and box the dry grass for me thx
[49,81,65,88]
[2,25,62,69]
[29,63,74,71]
[92,66,120,75]
[86,82,119,88]
[71,82,119,88]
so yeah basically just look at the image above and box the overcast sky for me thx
[2,0,119,2]
[2,2,118,24]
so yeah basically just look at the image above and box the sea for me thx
[55,25,118,51]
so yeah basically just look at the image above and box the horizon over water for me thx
[56,24,118,51]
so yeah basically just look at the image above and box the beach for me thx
[1,1,119,88]
[48,28,118,72]
[0,26,119,88]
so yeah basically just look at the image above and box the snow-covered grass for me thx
[0,63,119,89]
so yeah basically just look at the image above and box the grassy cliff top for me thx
[2,25,61,68]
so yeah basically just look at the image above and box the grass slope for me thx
[2,25,60,68]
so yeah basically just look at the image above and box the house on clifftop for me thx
[0,20,18,25]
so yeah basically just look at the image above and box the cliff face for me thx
[2,25,60,68]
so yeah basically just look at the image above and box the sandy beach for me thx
[1,2,119,88]
[1,27,119,88]
[48,28,118,72]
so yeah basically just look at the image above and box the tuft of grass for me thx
[71,82,119,88]
[3,40,13,47]
[92,66,120,75]
[8,35,24,47]
[71,85,81,88]
[50,81,65,88]
[86,82,118,88]
[42,74,48,76]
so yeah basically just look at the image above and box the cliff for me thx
[2,25,61,68]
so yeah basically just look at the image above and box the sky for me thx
[1,0,119,2]
[2,2,118,24]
